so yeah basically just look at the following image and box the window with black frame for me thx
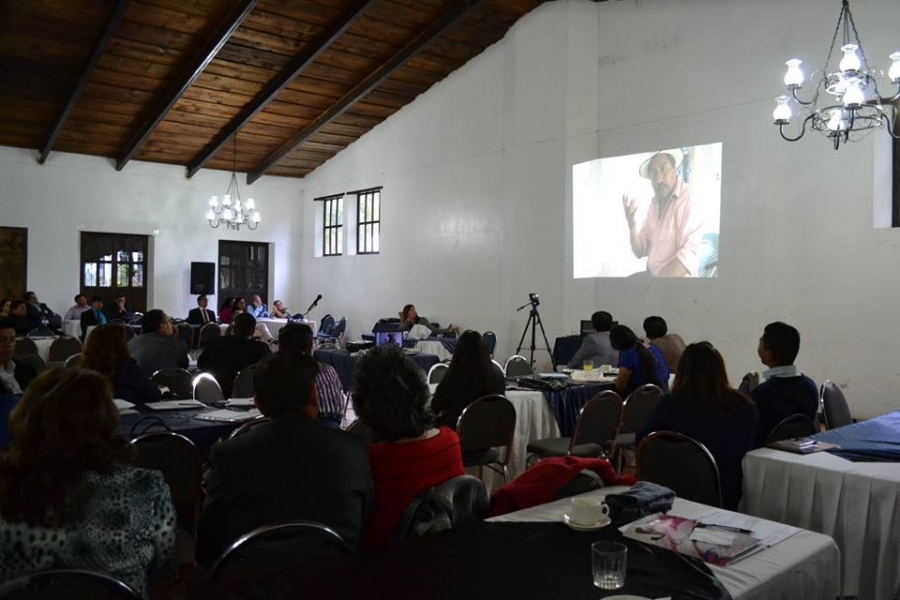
[321,194,343,256]
[357,188,381,255]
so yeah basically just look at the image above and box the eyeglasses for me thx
[0,336,16,345]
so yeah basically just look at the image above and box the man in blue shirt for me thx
[248,295,268,319]
[750,321,819,447]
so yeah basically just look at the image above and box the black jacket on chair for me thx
[186,307,217,326]
[80,309,106,340]
[195,413,374,568]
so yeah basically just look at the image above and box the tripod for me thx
[515,300,556,370]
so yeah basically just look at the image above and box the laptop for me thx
[580,319,594,336]
[375,330,404,347]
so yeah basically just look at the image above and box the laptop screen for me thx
[580,319,594,334]
[375,331,404,347]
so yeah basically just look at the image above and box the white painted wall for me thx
[0,146,303,319]
[295,0,900,418]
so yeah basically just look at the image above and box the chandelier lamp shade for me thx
[772,0,899,150]
[206,134,260,231]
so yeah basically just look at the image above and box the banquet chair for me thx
[228,416,271,440]
[0,568,141,600]
[176,322,195,348]
[482,331,497,357]
[317,314,336,339]
[150,368,194,399]
[208,521,349,598]
[13,337,38,358]
[14,353,45,377]
[393,475,489,545]
[526,390,622,462]
[427,362,449,384]
[504,355,532,377]
[63,353,83,369]
[491,359,506,379]
[636,431,722,508]
[193,372,224,404]
[457,394,516,484]
[345,419,374,441]
[233,365,257,398]
[766,413,818,444]
[613,384,663,469]
[199,322,221,347]
[820,380,853,429]
[332,316,347,339]
[46,336,82,363]
[26,327,56,339]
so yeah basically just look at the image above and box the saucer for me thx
[562,513,611,531]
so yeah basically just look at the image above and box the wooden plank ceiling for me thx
[0,0,547,181]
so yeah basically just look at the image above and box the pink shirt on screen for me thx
[635,178,704,276]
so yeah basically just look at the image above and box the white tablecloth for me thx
[220,319,317,339]
[415,340,452,361]
[742,447,900,600]
[491,485,841,600]
[30,338,55,362]
[62,320,81,338]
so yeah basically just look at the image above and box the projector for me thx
[345,340,374,353]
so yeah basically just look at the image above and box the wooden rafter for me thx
[37,0,130,165]
[246,0,489,184]
[114,0,260,171]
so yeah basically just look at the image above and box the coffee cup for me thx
[570,496,610,525]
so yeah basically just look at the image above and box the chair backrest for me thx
[176,322,195,348]
[232,365,257,398]
[63,353,83,369]
[46,336,82,363]
[491,359,505,379]
[193,372,224,404]
[820,379,852,429]
[332,317,347,339]
[504,355,533,377]
[117,322,136,341]
[766,413,818,444]
[619,384,663,435]
[0,568,142,600]
[129,432,202,530]
[456,394,516,463]
[208,521,349,595]
[320,314,335,335]
[14,353,45,377]
[149,368,194,399]
[13,337,38,358]
[199,322,221,346]
[26,328,56,339]
[393,475,489,545]
[636,431,722,508]
[571,390,623,452]
[427,362,449,384]
[482,331,497,356]
[228,416,271,440]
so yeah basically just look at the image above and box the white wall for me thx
[0,146,303,318]
[295,0,900,418]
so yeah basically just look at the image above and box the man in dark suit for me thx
[197,313,270,397]
[185,295,217,326]
[80,295,108,340]
[105,294,133,322]
[195,351,373,567]
[7,301,29,336]
[24,291,54,331]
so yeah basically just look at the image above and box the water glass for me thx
[592,541,627,590]
[583,359,594,371]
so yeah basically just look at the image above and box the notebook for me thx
[194,409,261,423]
[143,399,207,411]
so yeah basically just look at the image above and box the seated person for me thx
[8,301,29,336]
[196,352,373,567]
[399,304,458,335]
[567,311,618,369]
[431,330,505,429]
[127,310,189,377]
[0,368,178,596]
[0,378,16,449]
[186,295,217,326]
[637,342,759,510]
[63,294,90,321]
[106,294,133,322]
[278,323,344,427]
[0,299,9,318]
[270,300,291,319]
[24,291,54,331]
[197,313,270,398]
[229,297,246,322]
[610,324,668,397]
[80,295,108,339]
[81,325,161,406]
[248,295,268,319]
[218,297,234,325]
[0,319,38,394]
[353,345,465,550]
[643,315,686,372]
[751,322,819,447]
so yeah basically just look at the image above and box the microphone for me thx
[304,294,322,316]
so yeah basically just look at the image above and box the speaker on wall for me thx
[190,262,215,295]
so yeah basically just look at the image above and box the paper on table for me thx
[684,508,800,547]
[690,529,735,545]
[194,408,261,422]
[114,399,135,410]
[226,397,256,407]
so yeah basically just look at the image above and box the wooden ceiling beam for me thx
[185,0,374,179]
[246,0,488,184]
[114,0,259,171]
[37,0,130,165]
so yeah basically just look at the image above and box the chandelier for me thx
[206,134,260,230]
[772,0,899,150]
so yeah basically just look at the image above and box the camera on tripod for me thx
[528,293,540,307]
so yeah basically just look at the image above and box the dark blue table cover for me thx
[552,335,583,367]
[314,348,441,389]
[531,382,616,437]
[117,408,241,458]
[813,410,900,462]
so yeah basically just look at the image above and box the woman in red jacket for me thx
[353,345,464,550]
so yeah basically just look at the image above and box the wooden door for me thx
[218,241,268,307]
[0,227,27,302]
[80,232,149,313]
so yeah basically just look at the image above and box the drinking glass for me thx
[583,359,594,371]
[592,541,627,589]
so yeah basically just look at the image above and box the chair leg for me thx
[502,464,510,485]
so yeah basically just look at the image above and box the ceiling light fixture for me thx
[773,0,899,149]
[207,133,260,230]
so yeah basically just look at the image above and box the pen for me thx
[695,523,754,534]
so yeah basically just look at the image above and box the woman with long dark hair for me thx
[431,330,504,429]
[219,296,235,325]
[610,324,668,396]
[82,325,160,405]
[636,342,759,510]
[0,369,178,596]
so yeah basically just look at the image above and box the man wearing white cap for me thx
[622,148,704,277]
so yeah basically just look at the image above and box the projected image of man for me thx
[622,149,704,277]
